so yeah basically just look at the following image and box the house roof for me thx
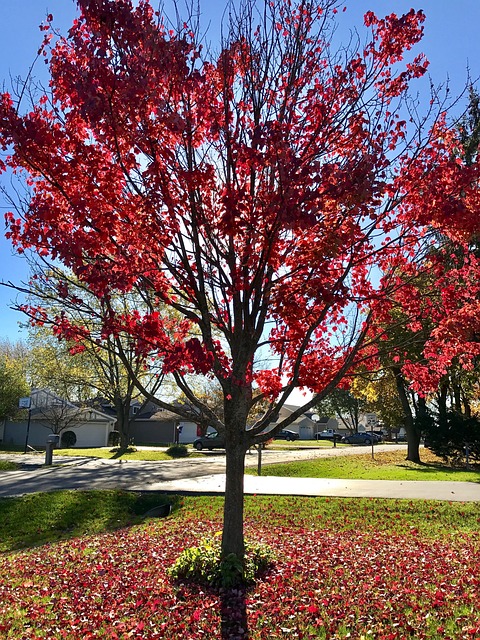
[30,388,77,410]
[264,404,314,429]
[28,389,114,423]
[78,407,116,422]
[282,404,330,422]
[136,407,181,422]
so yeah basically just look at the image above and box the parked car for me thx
[342,432,379,445]
[274,429,299,441]
[316,429,343,441]
[193,431,225,451]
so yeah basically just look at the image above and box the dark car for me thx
[274,429,300,441]
[342,432,378,445]
[193,431,225,451]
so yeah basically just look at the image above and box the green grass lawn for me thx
[0,489,178,552]
[1,491,480,638]
[266,438,348,449]
[0,489,479,554]
[249,449,480,482]
[0,445,477,639]
[0,445,189,461]
[55,439,342,457]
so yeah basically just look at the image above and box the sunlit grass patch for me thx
[251,448,480,482]
[0,460,18,471]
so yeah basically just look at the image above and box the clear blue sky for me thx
[0,0,479,342]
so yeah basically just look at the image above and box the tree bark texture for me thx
[221,392,250,564]
[114,397,131,449]
[222,441,247,563]
[392,366,421,463]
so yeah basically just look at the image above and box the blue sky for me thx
[0,0,479,342]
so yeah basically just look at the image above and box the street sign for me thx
[366,413,377,427]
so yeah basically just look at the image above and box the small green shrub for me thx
[167,536,274,587]
[60,430,77,448]
[165,444,189,458]
[0,460,19,471]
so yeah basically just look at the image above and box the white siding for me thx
[3,419,113,448]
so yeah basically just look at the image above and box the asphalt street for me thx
[0,445,479,501]
[0,445,338,497]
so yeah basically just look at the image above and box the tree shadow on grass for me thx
[220,587,249,639]
[173,581,250,638]
[108,447,138,459]
[219,561,274,637]
[171,559,274,638]
[172,580,250,638]
[0,490,182,553]
[219,562,274,638]
[398,461,480,482]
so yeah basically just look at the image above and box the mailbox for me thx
[45,434,60,465]
[47,434,60,447]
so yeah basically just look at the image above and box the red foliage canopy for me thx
[0,0,477,427]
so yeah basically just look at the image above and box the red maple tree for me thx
[0,0,475,566]
[363,90,480,462]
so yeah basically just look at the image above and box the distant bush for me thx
[423,412,480,465]
[166,444,189,458]
[60,431,77,448]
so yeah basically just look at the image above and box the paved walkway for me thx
[152,474,480,502]
[0,448,479,501]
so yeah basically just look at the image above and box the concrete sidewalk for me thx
[1,452,479,501]
[146,473,480,502]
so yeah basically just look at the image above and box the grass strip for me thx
[249,449,480,482]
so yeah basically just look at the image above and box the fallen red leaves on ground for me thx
[1,516,479,639]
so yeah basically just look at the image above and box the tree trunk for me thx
[222,441,246,563]
[391,366,421,463]
[119,422,129,449]
[114,396,131,449]
[438,382,448,429]
[406,428,421,463]
[221,391,249,566]
[463,392,471,417]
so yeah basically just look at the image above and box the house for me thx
[129,401,344,443]
[1,389,115,448]
[84,397,203,446]
[265,404,341,440]
[129,401,200,445]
